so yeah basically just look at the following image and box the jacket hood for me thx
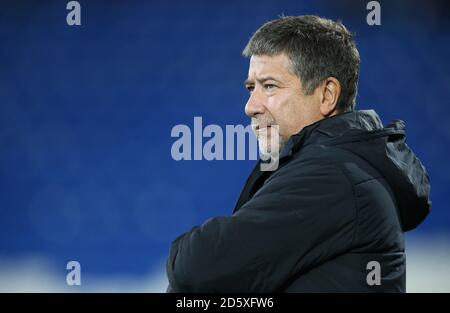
[287,110,431,232]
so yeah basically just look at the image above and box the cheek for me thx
[265,94,286,118]
[266,95,298,136]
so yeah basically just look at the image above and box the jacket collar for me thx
[279,110,384,160]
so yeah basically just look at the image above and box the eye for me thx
[246,85,255,94]
[264,84,277,91]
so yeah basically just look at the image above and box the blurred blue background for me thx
[0,0,449,291]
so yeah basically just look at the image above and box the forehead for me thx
[247,53,294,80]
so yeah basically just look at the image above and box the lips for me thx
[254,125,271,131]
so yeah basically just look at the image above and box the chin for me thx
[257,135,283,158]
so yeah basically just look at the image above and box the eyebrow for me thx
[244,76,282,86]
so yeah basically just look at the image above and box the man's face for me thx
[244,53,322,155]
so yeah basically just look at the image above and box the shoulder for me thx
[285,144,383,187]
[260,144,354,196]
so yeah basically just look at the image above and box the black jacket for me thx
[166,110,431,292]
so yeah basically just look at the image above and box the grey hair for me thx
[243,15,360,113]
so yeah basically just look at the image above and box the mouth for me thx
[254,124,271,131]
[254,125,273,140]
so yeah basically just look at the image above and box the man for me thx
[166,15,431,292]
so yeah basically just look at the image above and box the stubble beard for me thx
[251,117,286,160]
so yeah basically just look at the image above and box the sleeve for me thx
[166,156,356,292]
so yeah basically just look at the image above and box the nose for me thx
[245,89,265,118]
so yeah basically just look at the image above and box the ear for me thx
[319,77,341,117]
